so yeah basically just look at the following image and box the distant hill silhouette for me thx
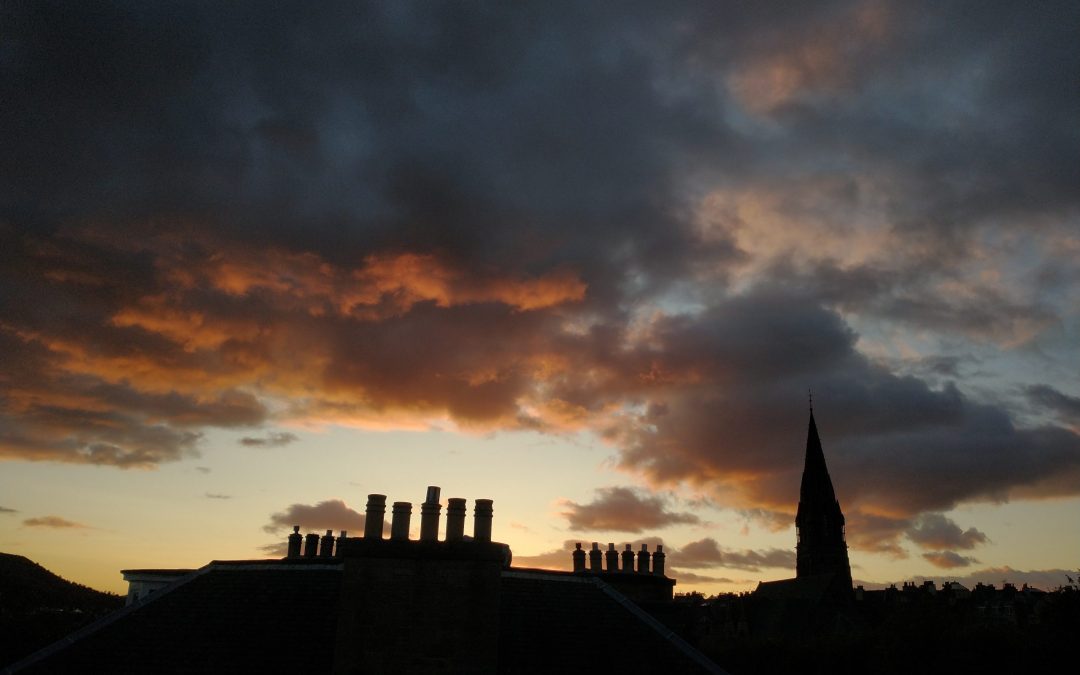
[0,552,122,666]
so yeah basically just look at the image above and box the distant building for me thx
[7,486,726,674]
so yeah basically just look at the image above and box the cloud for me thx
[559,487,700,533]
[239,432,299,448]
[195,466,212,474]
[0,506,18,514]
[674,537,795,572]
[906,513,987,551]
[1026,385,1080,424]
[23,516,89,529]
[920,551,980,569]
[0,1,1077,551]
[205,493,232,500]
[668,570,740,585]
[263,499,365,535]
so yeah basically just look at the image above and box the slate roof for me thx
[8,563,725,674]
[499,570,724,674]
[7,562,343,674]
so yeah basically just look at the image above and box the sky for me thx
[1,1,1078,595]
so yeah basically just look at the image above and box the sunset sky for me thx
[2,1,1078,595]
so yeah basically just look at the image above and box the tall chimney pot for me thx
[391,501,412,540]
[364,494,387,539]
[621,544,635,572]
[446,498,467,541]
[420,486,442,542]
[304,533,320,558]
[473,499,494,542]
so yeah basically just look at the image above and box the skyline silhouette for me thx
[1,0,1078,604]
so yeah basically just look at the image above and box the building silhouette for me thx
[5,486,726,674]
[756,408,853,604]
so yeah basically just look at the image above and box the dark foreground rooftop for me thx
[6,561,725,674]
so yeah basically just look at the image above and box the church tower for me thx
[794,408,852,588]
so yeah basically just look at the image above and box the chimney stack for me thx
[637,544,651,574]
[337,530,348,550]
[320,529,336,557]
[445,498,467,541]
[652,544,665,576]
[621,544,635,571]
[420,486,442,542]
[605,543,619,571]
[304,533,320,558]
[589,542,602,572]
[364,494,387,540]
[473,499,493,542]
[391,501,412,540]
[287,525,302,558]
[572,543,586,572]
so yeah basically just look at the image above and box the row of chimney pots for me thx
[573,542,666,576]
[286,486,493,558]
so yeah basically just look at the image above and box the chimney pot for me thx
[473,499,493,542]
[637,544,651,574]
[320,529,336,557]
[446,498,467,541]
[652,544,666,576]
[364,494,387,539]
[287,525,303,558]
[303,533,320,558]
[420,486,442,542]
[589,542,602,572]
[572,543,586,572]
[605,543,619,572]
[621,544,635,572]
[391,501,413,540]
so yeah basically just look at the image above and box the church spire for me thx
[795,407,852,589]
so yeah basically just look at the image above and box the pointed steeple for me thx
[794,407,852,590]
[799,410,838,507]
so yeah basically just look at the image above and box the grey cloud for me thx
[264,499,365,535]
[907,514,988,551]
[675,537,795,572]
[205,493,232,500]
[0,506,18,514]
[1026,385,1080,424]
[921,551,980,569]
[560,487,700,533]
[23,516,89,529]
[239,432,299,448]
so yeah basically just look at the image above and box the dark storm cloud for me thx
[239,432,299,448]
[559,487,700,533]
[906,513,987,551]
[1,0,1077,546]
